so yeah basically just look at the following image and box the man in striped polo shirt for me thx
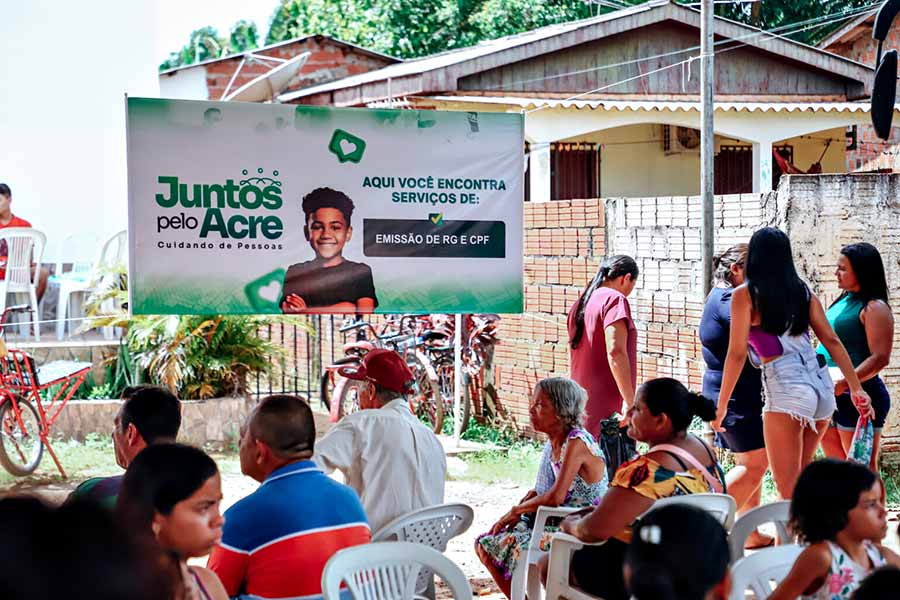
[208,395,370,599]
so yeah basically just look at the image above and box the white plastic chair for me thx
[544,494,737,600]
[54,230,127,339]
[729,544,804,600]
[0,228,45,340]
[509,506,581,600]
[372,503,474,599]
[321,542,473,600]
[729,501,792,565]
[50,233,98,339]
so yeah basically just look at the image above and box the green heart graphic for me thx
[245,269,286,312]
[329,129,367,163]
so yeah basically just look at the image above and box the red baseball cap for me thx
[338,349,414,393]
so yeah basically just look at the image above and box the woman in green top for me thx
[818,243,894,470]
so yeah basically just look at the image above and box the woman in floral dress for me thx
[475,377,607,598]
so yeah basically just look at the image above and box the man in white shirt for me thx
[314,348,447,532]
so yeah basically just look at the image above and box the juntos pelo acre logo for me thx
[155,168,284,240]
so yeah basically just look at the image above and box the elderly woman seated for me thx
[541,377,726,600]
[475,377,607,598]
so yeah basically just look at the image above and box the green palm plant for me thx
[81,268,312,400]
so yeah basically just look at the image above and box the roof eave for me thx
[281,1,875,104]
[159,34,400,77]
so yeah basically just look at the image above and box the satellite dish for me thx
[224,51,311,103]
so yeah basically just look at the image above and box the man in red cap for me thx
[314,348,446,531]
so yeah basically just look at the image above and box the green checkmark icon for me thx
[429,213,444,225]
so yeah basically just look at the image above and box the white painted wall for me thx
[159,66,210,100]
[0,1,159,262]
[563,124,847,197]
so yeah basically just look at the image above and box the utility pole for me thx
[701,0,715,295]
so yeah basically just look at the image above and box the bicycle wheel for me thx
[0,396,43,476]
[322,356,361,413]
[436,361,471,434]
[336,378,366,419]
[409,353,444,434]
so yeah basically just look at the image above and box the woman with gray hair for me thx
[475,377,607,598]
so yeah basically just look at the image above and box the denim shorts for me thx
[833,376,891,432]
[761,351,836,428]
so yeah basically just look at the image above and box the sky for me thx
[155,0,281,63]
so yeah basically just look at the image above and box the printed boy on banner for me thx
[280,187,378,314]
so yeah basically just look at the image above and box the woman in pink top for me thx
[568,255,639,438]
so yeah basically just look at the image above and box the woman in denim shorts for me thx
[712,228,873,499]
[818,243,893,471]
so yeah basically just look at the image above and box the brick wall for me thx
[203,37,394,101]
[771,174,900,453]
[491,195,765,435]
[491,200,604,435]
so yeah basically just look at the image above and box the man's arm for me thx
[313,419,358,474]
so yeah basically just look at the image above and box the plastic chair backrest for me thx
[652,493,738,530]
[98,230,127,269]
[321,542,472,600]
[729,544,804,600]
[0,228,45,287]
[729,501,792,564]
[56,233,99,277]
[372,503,474,595]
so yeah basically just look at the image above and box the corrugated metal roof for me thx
[279,0,873,104]
[278,0,665,101]
[416,96,883,113]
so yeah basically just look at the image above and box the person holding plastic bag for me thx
[818,243,893,471]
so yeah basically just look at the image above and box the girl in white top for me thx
[770,460,900,600]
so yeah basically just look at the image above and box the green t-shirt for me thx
[817,293,870,367]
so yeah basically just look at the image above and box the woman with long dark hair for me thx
[700,244,770,548]
[819,243,893,470]
[117,444,228,600]
[568,255,639,436]
[713,227,873,499]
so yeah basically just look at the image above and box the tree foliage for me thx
[162,0,878,69]
[717,0,876,46]
[159,20,260,71]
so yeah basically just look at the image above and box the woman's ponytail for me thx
[688,392,717,422]
[570,255,638,349]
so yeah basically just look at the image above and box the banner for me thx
[126,98,524,315]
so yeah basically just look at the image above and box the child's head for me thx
[625,504,730,600]
[791,459,886,544]
[852,567,900,600]
[301,187,355,261]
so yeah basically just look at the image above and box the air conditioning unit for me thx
[662,125,701,155]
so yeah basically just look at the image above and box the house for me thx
[159,35,399,102]
[280,0,893,200]
[819,11,900,172]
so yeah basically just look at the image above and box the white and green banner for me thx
[126,98,524,315]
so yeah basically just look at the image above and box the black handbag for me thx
[599,416,637,477]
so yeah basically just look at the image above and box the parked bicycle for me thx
[320,316,444,428]
[0,305,91,477]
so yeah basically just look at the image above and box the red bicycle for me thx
[0,305,91,477]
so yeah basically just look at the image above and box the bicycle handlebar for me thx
[339,320,370,333]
